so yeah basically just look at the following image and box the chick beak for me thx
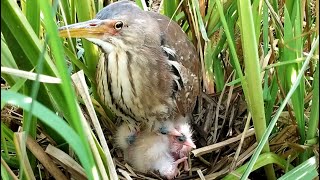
[184,139,196,149]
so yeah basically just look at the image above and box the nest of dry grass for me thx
[105,88,302,180]
[1,82,304,180]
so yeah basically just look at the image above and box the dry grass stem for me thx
[23,135,68,180]
[1,156,19,180]
[192,128,255,157]
[45,144,87,180]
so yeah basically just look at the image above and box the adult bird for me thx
[58,1,199,132]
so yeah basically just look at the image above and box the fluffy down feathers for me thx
[127,131,185,179]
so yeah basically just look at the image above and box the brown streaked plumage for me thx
[58,1,199,132]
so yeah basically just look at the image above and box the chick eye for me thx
[159,127,168,135]
[177,135,186,142]
[114,21,123,30]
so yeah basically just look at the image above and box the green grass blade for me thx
[252,0,262,42]
[26,0,40,35]
[278,156,318,180]
[63,45,92,79]
[191,0,209,41]
[306,63,319,158]
[283,5,306,149]
[1,0,64,145]
[163,0,177,19]
[207,0,234,38]
[73,0,99,75]
[262,1,269,55]
[215,0,246,92]
[1,122,14,143]
[135,0,148,11]
[237,0,269,150]
[204,42,215,92]
[224,152,294,180]
[0,162,11,180]
[1,0,58,76]
[211,33,226,92]
[237,0,275,178]
[39,1,97,179]
[59,0,73,24]
[1,90,96,180]
[264,76,279,125]
[1,36,18,86]
[240,36,319,180]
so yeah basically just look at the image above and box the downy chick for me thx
[115,123,140,160]
[127,130,187,179]
[170,122,196,171]
[115,121,182,162]
[153,120,196,171]
[116,124,138,149]
[116,121,195,177]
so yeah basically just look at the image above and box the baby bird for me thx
[115,121,181,161]
[126,130,187,179]
[156,120,196,171]
[115,120,196,179]
[170,122,196,171]
[116,121,181,151]
[153,116,196,171]
[115,123,140,160]
[116,123,138,150]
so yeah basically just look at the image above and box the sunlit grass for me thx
[1,0,318,179]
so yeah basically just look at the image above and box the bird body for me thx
[59,0,199,131]
[96,43,175,126]
[59,1,199,178]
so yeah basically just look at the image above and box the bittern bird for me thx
[58,1,199,131]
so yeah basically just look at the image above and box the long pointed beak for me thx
[58,19,117,38]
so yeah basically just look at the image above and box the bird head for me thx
[58,1,161,53]
[174,122,196,149]
[115,123,139,150]
[174,134,196,149]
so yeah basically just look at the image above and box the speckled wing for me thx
[147,12,200,117]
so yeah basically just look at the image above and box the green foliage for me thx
[278,156,318,180]
[1,0,318,179]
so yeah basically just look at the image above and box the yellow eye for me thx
[114,21,124,30]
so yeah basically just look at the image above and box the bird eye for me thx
[177,135,186,142]
[159,127,168,135]
[114,21,124,30]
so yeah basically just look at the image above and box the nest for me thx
[95,85,301,179]
[1,82,303,180]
